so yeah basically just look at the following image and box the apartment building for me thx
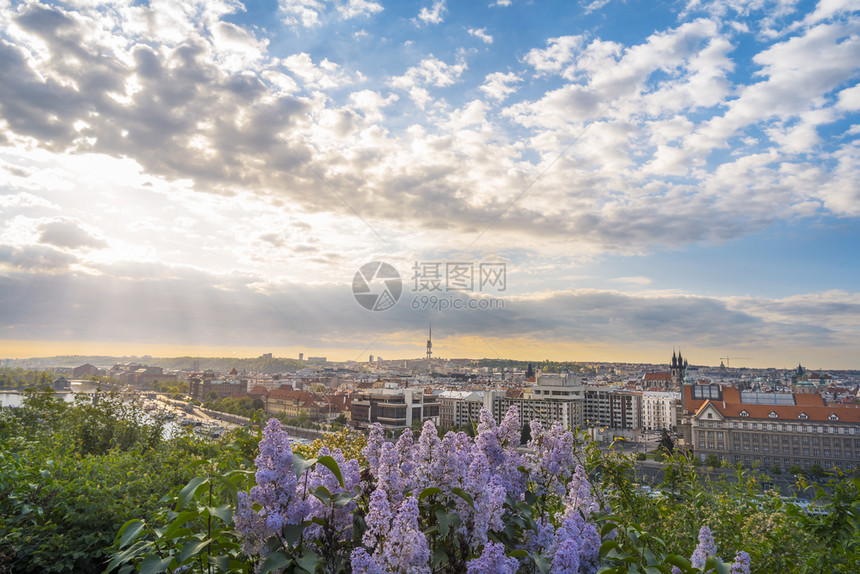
[350,388,440,432]
[686,385,860,471]
[438,390,483,430]
[642,391,680,432]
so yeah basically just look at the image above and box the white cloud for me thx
[338,0,384,19]
[389,55,467,106]
[417,0,446,25]
[278,0,326,27]
[480,71,522,101]
[468,27,493,44]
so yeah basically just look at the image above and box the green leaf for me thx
[435,508,451,537]
[177,477,208,510]
[293,454,316,478]
[316,455,344,488]
[208,503,234,525]
[296,550,320,573]
[117,519,145,549]
[311,486,332,504]
[419,487,441,499]
[283,523,305,547]
[179,538,211,563]
[209,554,232,572]
[139,554,174,574]
[161,511,198,541]
[259,551,290,574]
[599,540,621,559]
[215,473,239,504]
[432,547,449,569]
[532,553,551,574]
[333,491,355,508]
[451,487,475,509]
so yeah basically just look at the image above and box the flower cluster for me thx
[235,409,749,574]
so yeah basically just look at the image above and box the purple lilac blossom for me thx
[691,525,718,569]
[466,541,519,574]
[528,420,575,497]
[363,422,384,472]
[362,487,392,547]
[376,496,431,574]
[551,537,581,574]
[554,512,601,574]
[564,465,600,518]
[350,548,384,574]
[233,491,268,557]
[303,447,360,543]
[729,550,751,574]
[396,428,416,490]
[376,441,406,505]
[250,419,307,528]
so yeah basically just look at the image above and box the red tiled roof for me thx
[689,385,860,423]
[644,373,671,381]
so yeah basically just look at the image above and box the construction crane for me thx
[720,357,753,368]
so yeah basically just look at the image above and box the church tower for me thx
[670,350,687,391]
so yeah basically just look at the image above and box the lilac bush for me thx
[234,407,748,573]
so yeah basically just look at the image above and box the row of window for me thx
[698,419,857,435]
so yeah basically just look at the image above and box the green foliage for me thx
[0,388,251,573]
[108,470,253,574]
[0,368,54,389]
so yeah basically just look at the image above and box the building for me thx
[582,388,642,439]
[72,363,100,378]
[438,390,483,430]
[685,385,860,471]
[192,379,247,400]
[483,374,585,432]
[351,388,440,432]
[267,387,324,419]
[642,391,680,432]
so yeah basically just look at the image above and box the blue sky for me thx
[0,0,858,368]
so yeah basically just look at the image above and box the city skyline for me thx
[1,1,859,368]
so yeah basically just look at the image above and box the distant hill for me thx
[0,355,303,374]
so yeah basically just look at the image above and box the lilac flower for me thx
[554,512,601,574]
[376,441,406,504]
[691,525,718,570]
[413,419,443,490]
[551,537,581,574]
[303,447,360,543]
[528,420,575,496]
[522,517,556,555]
[363,422,384,471]
[396,428,416,489]
[232,491,268,556]
[729,550,751,574]
[475,408,505,467]
[350,548,384,574]
[497,404,521,447]
[247,419,307,528]
[363,487,393,547]
[563,465,600,518]
[466,541,519,574]
[376,496,431,573]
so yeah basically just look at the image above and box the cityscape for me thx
[5,339,860,474]
[2,0,859,572]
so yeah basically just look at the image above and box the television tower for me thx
[426,324,432,362]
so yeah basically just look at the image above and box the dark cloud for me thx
[0,262,848,353]
[38,218,107,250]
[0,244,78,271]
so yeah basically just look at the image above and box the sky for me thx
[0,0,859,369]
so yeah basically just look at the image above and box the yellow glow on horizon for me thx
[0,338,854,370]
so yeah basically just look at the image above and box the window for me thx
[740,410,749,417]
[768,411,778,419]
[798,412,808,420]
[829,413,839,421]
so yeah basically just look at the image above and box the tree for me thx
[520,423,532,445]
[705,454,721,468]
[658,429,675,455]
[771,464,782,475]
[525,363,535,379]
